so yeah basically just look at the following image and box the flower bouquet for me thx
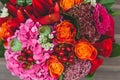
[0,0,120,80]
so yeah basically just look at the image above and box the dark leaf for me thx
[110,43,120,57]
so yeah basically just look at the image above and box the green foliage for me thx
[17,0,32,6]
[110,43,120,57]
[0,0,9,4]
[58,74,63,80]
[0,39,5,57]
[85,73,95,80]
[99,0,120,16]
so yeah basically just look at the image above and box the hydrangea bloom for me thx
[93,3,110,35]
[5,19,57,80]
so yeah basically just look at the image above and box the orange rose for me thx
[60,0,83,11]
[55,20,76,44]
[47,55,64,78]
[74,0,84,4]
[75,39,97,60]
[0,22,8,40]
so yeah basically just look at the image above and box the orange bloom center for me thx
[75,40,97,60]
[47,56,64,78]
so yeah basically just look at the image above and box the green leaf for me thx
[17,0,26,6]
[100,0,115,5]
[111,10,120,16]
[0,0,9,4]
[100,0,115,15]
[0,39,5,57]
[110,43,120,57]
[17,0,32,6]
[26,0,32,5]
[85,73,95,80]
[10,38,22,52]
[38,25,51,36]
[58,74,63,80]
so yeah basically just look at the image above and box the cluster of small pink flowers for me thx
[5,19,57,80]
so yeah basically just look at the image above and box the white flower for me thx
[48,34,54,39]
[0,7,9,17]
[91,0,96,6]
[84,0,96,6]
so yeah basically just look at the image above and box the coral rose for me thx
[60,0,83,11]
[55,20,76,44]
[75,39,97,60]
[47,55,64,78]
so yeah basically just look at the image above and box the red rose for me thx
[106,15,115,42]
[25,0,60,24]
[94,38,112,57]
[89,58,103,74]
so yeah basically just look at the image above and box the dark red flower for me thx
[101,38,113,57]
[6,2,25,22]
[94,38,113,57]
[24,0,60,24]
[106,15,115,42]
[0,17,8,25]
[9,0,17,5]
[89,58,103,74]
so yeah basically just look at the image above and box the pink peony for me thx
[94,3,110,35]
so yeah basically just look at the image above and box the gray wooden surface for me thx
[0,1,120,80]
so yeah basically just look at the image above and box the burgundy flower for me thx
[24,0,60,24]
[89,58,103,74]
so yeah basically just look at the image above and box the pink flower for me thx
[17,19,40,47]
[106,15,115,42]
[5,19,57,80]
[94,3,110,35]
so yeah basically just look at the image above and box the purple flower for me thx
[93,3,110,34]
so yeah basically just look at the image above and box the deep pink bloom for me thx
[106,15,115,42]
[94,3,110,35]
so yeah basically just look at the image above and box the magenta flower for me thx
[93,3,110,35]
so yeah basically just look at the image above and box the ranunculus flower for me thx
[75,39,97,60]
[24,0,60,24]
[47,55,64,78]
[55,20,76,44]
[94,38,112,57]
[89,58,103,74]
[106,15,115,42]
[60,0,83,11]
